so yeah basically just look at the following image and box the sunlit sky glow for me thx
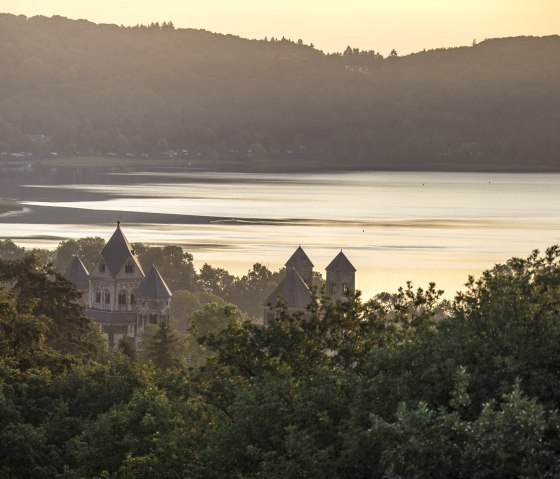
[1,0,558,55]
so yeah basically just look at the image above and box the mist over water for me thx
[3,170,560,298]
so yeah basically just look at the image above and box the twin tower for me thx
[264,246,356,321]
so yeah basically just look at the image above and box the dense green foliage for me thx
[1,14,559,171]
[2,247,560,476]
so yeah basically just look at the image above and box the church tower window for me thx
[118,292,127,305]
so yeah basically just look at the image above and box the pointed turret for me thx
[264,267,312,325]
[326,250,356,301]
[326,251,356,273]
[135,265,172,333]
[135,265,172,300]
[95,223,144,279]
[285,246,314,286]
[64,256,89,290]
[265,267,312,309]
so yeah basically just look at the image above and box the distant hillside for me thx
[1,13,559,171]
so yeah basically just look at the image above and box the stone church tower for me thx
[325,250,356,301]
[135,265,172,336]
[68,222,172,348]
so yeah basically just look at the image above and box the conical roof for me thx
[98,224,144,278]
[135,265,172,299]
[285,246,314,269]
[265,268,311,308]
[326,251,356,272]
[64,256,89,289]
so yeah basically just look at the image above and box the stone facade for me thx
[67,232,357,340]
[66,223,172,348]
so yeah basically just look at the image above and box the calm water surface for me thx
[2,170,560,298]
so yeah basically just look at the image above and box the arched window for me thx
[104,292,111,304]
[99,261,106,273]
[95,291,101,304]
[125,262,134,273]
[118,291,127,305]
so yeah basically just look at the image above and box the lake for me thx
[1,168,560,299]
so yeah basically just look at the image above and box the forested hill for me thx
[1,13,559,172]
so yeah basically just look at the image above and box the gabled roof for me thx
[98,224,144,278]
[64,256,89,289]
[265,268,311,308]
[135,265,172,299]
[285,246,314,269]
[326,251,356,272]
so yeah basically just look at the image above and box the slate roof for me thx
[285,246,314,269]
[265,268,311,308]
[135,265,172,299]
[64,256,90,289]
[98,224,144,279]
[326,251,356,272]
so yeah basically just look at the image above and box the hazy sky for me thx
[1,0,558,55]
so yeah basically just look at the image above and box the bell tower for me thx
[326,250,356,301]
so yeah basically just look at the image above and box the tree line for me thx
[2,245,560,476]
[1,14,559,171]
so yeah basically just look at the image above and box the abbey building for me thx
[64,224,356,346]
[64,222,171,348]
